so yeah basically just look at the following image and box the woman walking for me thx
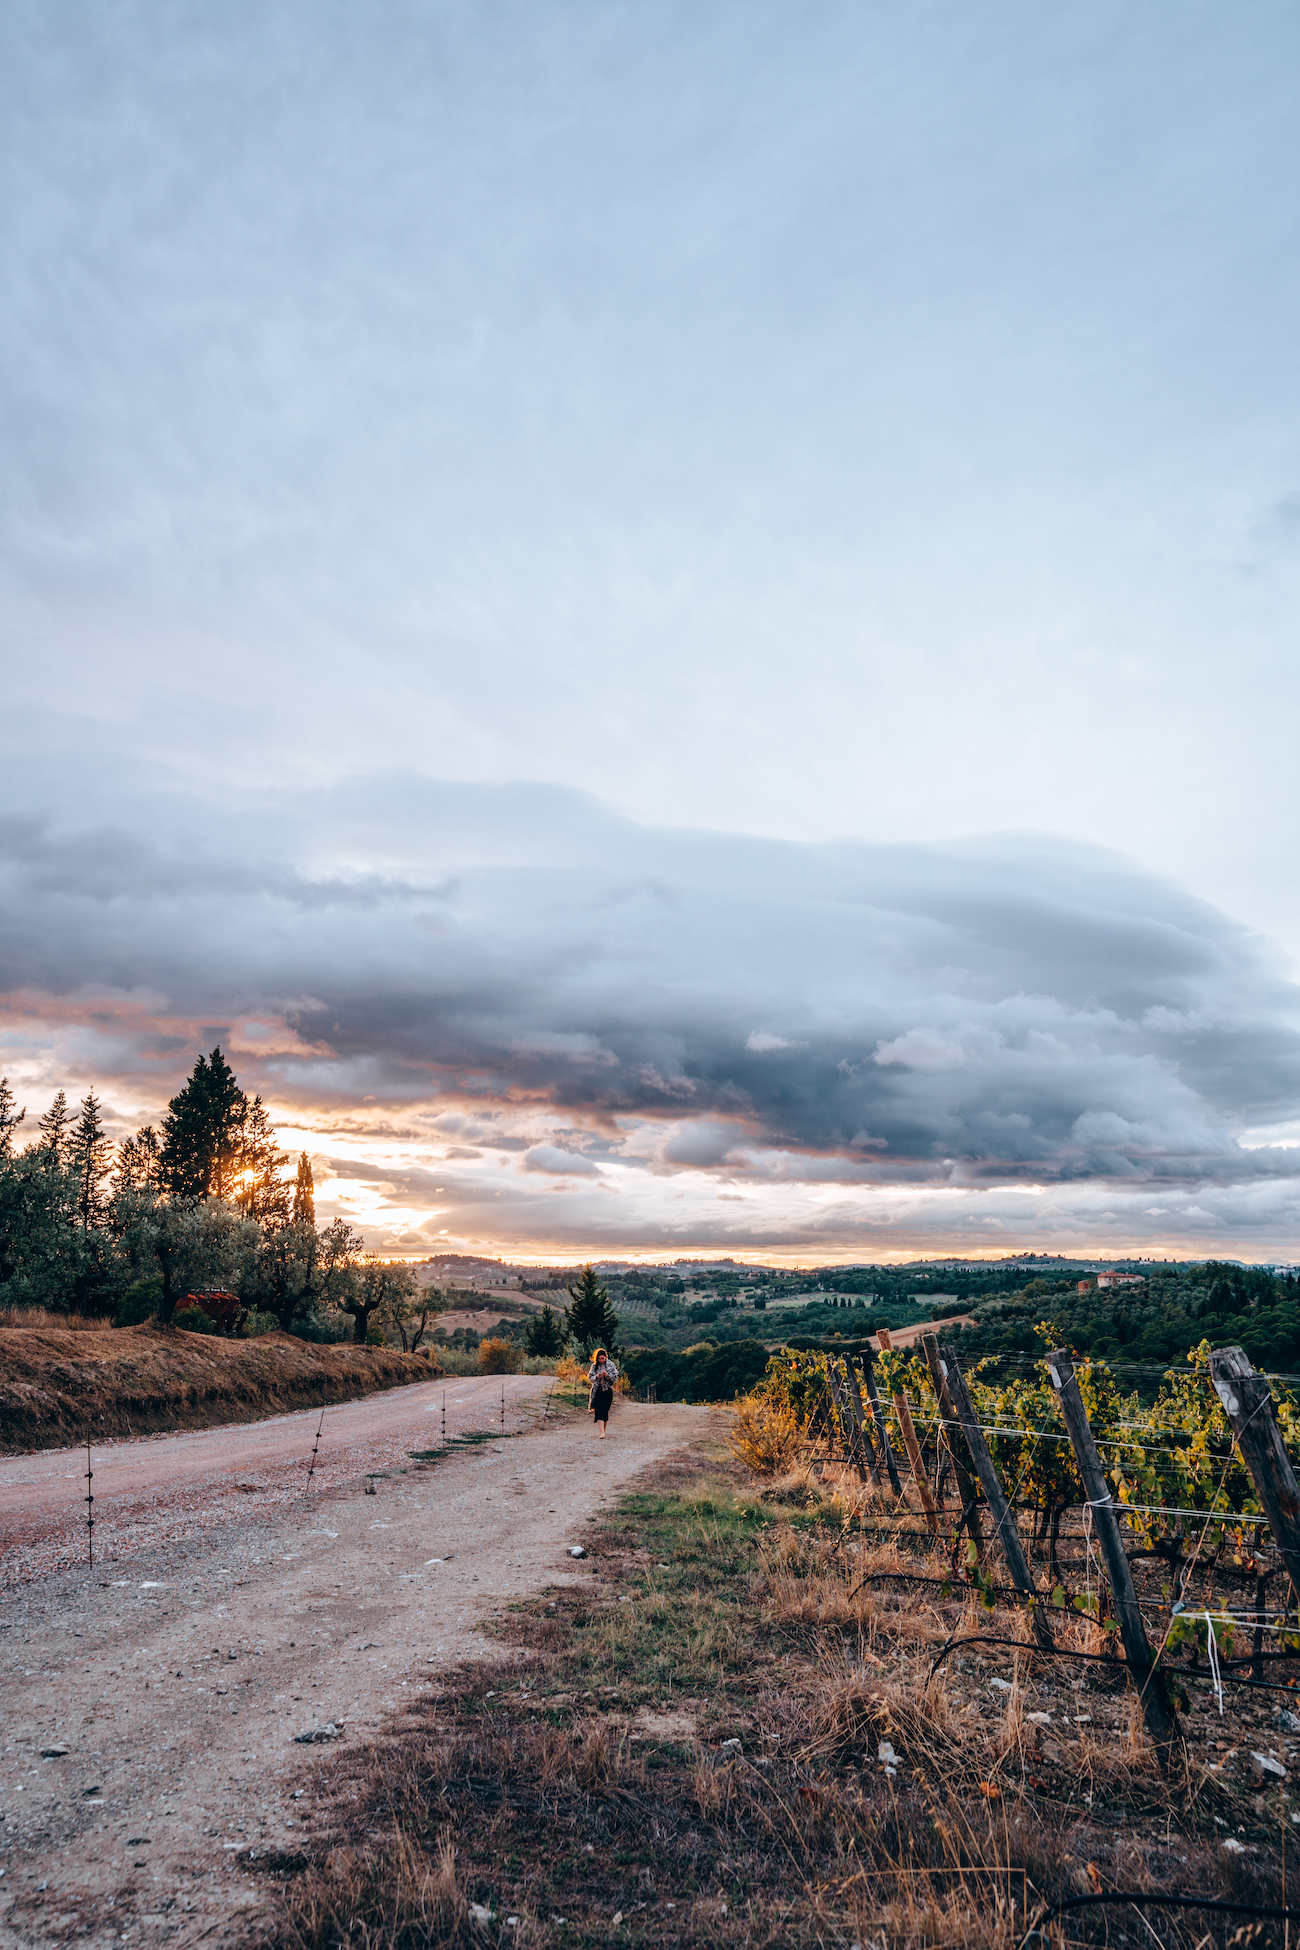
[587,1347,618,1438]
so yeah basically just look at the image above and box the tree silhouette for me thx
[0,1078,26,1159]
[235,1097,290,1226]
[525,1303,565,1356]
[159,1049,246,1200]
[563,1265,619,1355]
[292,1152,316,1227]
[115,1125,162,1193]
[70,1092,112,1229]
[37,1090,73,1164]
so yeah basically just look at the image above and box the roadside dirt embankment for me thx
[0,1324,441,1453]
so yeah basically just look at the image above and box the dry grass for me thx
[256,1452,1289,1949]
[0,1306,108,1331]
[0,1321,443,1451]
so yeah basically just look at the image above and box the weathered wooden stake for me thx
[876,1328,939,1535]
[1209,1345,1300,1608]
[857,1355,902,1495]
[922,1333,985,1561]
[840,1357,883,1486]
[936,1342,1052,1647]
[1048,1347,1182,1773]
[829,1362,875,1484]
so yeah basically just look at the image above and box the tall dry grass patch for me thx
[0,1306,107,1331]
[728,1394,802,1474]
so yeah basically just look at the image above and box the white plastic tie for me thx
[1205,1612,1225,1716]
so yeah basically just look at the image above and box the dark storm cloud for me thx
[2,777,1299,1193]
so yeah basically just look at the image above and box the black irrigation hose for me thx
[1020,1893,1300,1946]
[926,1632,1300,1696]
[850,1564,1259,1625]
[925,1634,1125,1685]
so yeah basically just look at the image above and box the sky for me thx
[3,2,1300,1262]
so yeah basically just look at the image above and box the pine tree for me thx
[562,1265,620,1355]
[292,1152,316,1227]
[69,1091,112,1229]
[0,1078,25,1158]
[524,1303,565,1357]
[159,1049,247,1200]
[235,1097,290,1226]
[36,1090,73,1164]
[116,1126,162,1193]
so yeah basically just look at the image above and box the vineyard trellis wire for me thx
[748,1328,1300,1716]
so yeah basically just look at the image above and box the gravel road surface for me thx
[0,1375,717,1948]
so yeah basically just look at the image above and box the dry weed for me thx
[281,1823,469,1950]
[729,1395,803,1474]
[0,1306,107,1331]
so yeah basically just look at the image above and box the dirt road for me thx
[0,1375,719,1948]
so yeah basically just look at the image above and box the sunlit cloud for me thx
[3,780,1300,1258]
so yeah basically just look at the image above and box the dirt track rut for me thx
[0,1375,718,1947]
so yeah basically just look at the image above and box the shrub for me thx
[116,1278,162,1327]
[434,1346,481,1376]
[728,1394,802,1475]
[173,1305,217,1334]
[478,1335,524,1374]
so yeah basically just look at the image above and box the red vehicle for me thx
[180,1289,248,1335]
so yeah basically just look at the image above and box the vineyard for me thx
[715,1327,1300,1941]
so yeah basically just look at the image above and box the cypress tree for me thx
[292,1152,316,1227]
[562,1264,620,1355]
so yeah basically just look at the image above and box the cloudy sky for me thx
[4,2,1300,1261]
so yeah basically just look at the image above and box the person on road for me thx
[587,1348,618,1438]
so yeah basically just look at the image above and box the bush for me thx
[173,1305,217,1334]
[434,1346,481,1376]
[728,1395,802,1475]
[478,1336,524,1374]
[116,1278,162,1327]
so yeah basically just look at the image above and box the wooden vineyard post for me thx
[829,1360,876,1485]
[936,1343,1052,1647]
[1048,1347,1182,1773]
[876,1329,939,1534]
[1209,1346,1300,1607]
[922,1333,985,1562]
[856,1355,902,1495]
[841,1357,885,1485]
